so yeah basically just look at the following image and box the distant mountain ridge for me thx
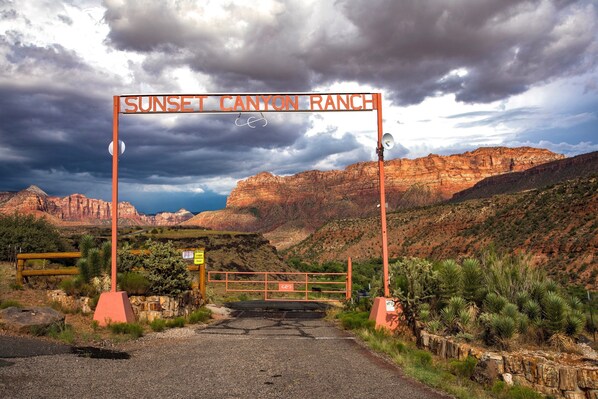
[0,187,194,226]
[451,151,598,202]
[184,146,565,248]
[286,175,598,288]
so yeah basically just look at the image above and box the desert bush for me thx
[150,318,167,332]
[117,242,143,273]
[449,356,478,379]
[143,240,191,296]
[337,311,374,330]
[165,317,185,328]
[119,272,150,295]
[0,213,67,260]
[109,322,144,338]
[391,257,438,332]
[188,307,211,324]
[0,299,23,309]
[425,319,443,334]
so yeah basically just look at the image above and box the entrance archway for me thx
[94,92,391,325]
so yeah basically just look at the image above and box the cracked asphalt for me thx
[0,312,450,399]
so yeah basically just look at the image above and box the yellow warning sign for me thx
[194,249,205,265]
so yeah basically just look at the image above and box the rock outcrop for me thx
[0,187,194,226]
[452,150,598,202]
[184,147,564,246]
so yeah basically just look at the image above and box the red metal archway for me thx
[94,92,391,325]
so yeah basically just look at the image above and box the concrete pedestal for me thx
[369,297,401,331]
[93,291,135,326]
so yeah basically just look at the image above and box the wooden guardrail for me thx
[15,250,206,299]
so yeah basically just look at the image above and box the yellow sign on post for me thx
[194,249,205,265]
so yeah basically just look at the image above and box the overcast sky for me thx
[1,0,597,214]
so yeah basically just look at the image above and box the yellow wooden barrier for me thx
[15,250,206,300]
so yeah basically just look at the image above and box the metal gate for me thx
[208,271,351,302]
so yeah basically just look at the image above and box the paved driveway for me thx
[0,314,450,399]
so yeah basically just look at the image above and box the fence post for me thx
[347,257,352,300]
[199,264,206,302]
[16,258,24,285]
[265,272,268,300]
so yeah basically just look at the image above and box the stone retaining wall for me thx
[47,290,203,322]
[419,331,598,399]
[128,290,202,322]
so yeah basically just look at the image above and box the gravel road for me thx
[0,316,451,399]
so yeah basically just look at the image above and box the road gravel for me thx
[0,315,451,399]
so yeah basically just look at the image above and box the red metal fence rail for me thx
[208,271,351,302]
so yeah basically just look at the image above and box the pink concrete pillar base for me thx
[93,291,135,327]
[369,297,401,331]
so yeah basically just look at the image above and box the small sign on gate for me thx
[182,250,194,260]
[278,283,294,292]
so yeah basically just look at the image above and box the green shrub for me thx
[188,308,211,324]
[119,272,150,295]
[0,213,67,261]
[0,299,23,309]
[409,349,432,366]
[337,311,375,330]
[46,323,75,344]
[143,240,191,296]
[165,317,185,328]
[449,356,478,378]
[491,380,544,399]
[117,242,142,273]
[150,318,167,332]
[108,322,144,338]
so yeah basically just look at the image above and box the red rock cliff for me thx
[0,186,193,226]
[185,147,564,241]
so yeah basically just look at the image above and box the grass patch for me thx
[188,308,211,324]
[46,323,76,344]
[150,318,167,332]
[0,299,23,309]
[108,322,144,338]
[337,311,375,330]
[165,317,185,328]
[491,381,545,399]
[338,310,547,399]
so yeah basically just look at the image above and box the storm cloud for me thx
[104,0,597,104]
[0,0,596,212]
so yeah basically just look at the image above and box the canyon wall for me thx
[185,147,564,245]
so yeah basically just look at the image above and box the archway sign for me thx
[93,92,392,326]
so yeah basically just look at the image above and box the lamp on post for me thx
[369,94,400,331]
[93,95,135,327]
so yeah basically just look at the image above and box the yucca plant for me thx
[462,258,483,304]
[522,299,542,325]
[564,309,585,336]
[425,318,444,334]
[542,291,567,336]
[515,292,531,310]
[438,259,463,303]
[484,292,508,314]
